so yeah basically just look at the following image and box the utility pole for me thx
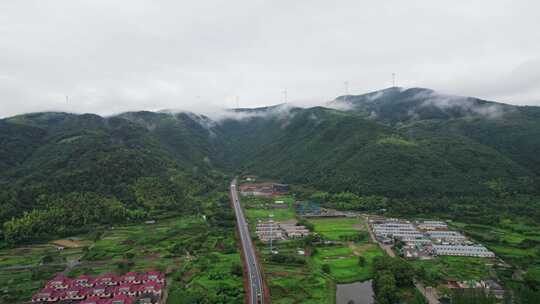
[65,95,69,104]
[392,73,396,87]
[269,213,274,253]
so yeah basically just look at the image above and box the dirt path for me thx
[415,281,440,304]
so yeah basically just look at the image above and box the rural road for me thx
[230,179,264,304]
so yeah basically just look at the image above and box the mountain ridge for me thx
[2,87,540,225]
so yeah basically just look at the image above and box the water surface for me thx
[336,280,374,304]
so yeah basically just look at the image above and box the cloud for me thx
[1,0,540,118]
[413,90,509,119]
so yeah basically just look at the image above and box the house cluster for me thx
[31,272,165,304]
[370,218,495,259]
[239,183,289,197]
[255,220,310,242]
[447,279,505,300]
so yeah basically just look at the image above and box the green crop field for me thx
[265,263,334,304]
[448,219,540,295]
[412,256,493,286]
[243,195,297,222]
[308,217,365,241]
[313,243,384,283]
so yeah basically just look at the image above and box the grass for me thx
[449,220,540,277]
[308,217,364,241]
[243,195,296,222]
[412,256,493,285]
[265,263,334,304]
[313,243,384,283]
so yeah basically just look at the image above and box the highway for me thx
[230,179,264,304]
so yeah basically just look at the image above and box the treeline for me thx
[372,256,423,304]
[309,191,388,212]
[307,191,540,226]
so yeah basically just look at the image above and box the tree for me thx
[322,264,331,274]
[231,263,243,277]
[358,256,366,267]
[374,270,398,304]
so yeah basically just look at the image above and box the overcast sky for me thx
[1,0,539,118]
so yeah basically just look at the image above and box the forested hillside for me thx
[0,112,224,244]
[2,87,540,243]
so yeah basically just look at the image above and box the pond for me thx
[336,280,374,304]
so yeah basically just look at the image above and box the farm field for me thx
[240,194,385,303]
[448,220,540,294]
[309,217,365,241]
[411,256,493,286]
[308,217,383,283]
[0,212,244,303]
[265,264,333,304]
[258,238,336,304]
[312,243,384,283]
[243,195,296,223]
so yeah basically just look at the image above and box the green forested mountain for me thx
[236,107,535,197]
[329,87,516,124]
[0,112,223,243]
[2,87,540,242]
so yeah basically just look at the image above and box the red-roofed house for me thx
[120,272,140,284]
[137,281,162,296]
[141,271,164,284]
[31,288,59,302]
[75,274,95,287]
[114,283,137,296]
[89,286,111,298]
[95,273,119,286]
[62,285,86,300]
[80,296,106,304]
[108,294,135,304]
[46,274,71,290]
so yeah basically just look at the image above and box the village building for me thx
[446,279,505,299]
[31,271,165,304]
[372,222,424,239]
[239,183,274,197]
[280,224,310,238]
[269,200,289,209]
[256,221,284,242]
[426,230,467,243]
[255,220,310,242]
[370,217,497,261]
[433,244,495,258]
[272,183,289,194]
[416,220,448,231]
